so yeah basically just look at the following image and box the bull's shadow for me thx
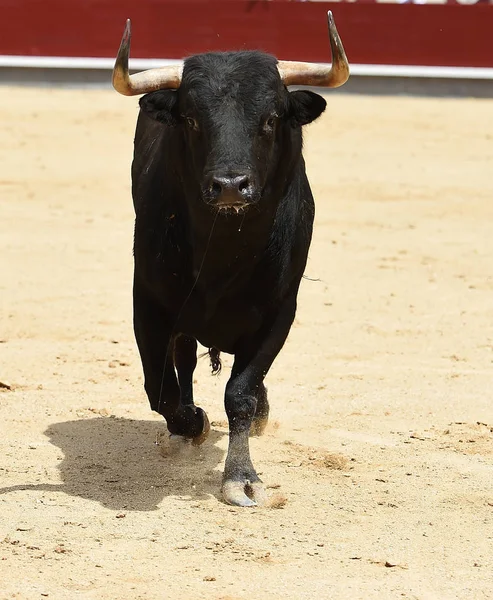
[0,416,226,511]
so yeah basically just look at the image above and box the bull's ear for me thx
[287,90,326,127]
[139,90,179,126]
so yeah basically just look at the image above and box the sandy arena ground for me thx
[0,87,492,599]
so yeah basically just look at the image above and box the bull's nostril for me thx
[238,178,250,193]
[210,181,222,195]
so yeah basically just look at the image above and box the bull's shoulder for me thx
[267,166,315,258]
[257,168,314,301]
[131,110,183,212]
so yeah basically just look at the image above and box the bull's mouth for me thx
[215,201,249,215]
[204,191,252,215]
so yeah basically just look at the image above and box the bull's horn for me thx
[277,11,349,88]
[112,19,183,96]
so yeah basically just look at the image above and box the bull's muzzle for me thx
[202,172,257,211]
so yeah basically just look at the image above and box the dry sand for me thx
[0,87,492,599]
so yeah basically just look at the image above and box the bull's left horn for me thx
[277,11,349,88]
[112,19,183,96]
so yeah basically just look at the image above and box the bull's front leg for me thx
[133,274,209,442]
[222,295,297,507]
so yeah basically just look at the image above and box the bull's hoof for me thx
[167,405,210,444]
[191,408,210,446]
[167,408,209,454]
[222,479,268,507]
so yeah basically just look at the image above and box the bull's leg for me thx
[133,276,209,442]
[250,382,269,437]
[173,334,197,405]
[173,334,210,444]
[222,294,297,507]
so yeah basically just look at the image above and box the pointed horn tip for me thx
[123,18,131,42]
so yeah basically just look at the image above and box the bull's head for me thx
[113,13,349,212]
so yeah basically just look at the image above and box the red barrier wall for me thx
[0,1,491,68]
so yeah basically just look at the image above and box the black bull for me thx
[113,16,349,506]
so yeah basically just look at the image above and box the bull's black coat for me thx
[131,51,326,505]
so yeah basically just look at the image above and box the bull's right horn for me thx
[277,11,349,88]
[112,19,183,96]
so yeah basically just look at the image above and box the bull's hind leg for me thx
[133,277,208,442]
[250,383,269,437]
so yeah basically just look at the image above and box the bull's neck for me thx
[187,198,278,282]
[181,154,303,283]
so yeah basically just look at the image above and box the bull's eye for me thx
[184,116,198,131]
[262,115,277,135]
